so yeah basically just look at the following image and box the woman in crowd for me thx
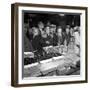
[69,27,75,49]
[57,26,65,46]
[45,26,50,36]
[49,24,58,46]
[37,21,44,36]
[31,27,42,52]
[65,26,71,46]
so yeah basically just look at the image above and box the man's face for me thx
[33,28,39,36]
[66,28,69,33]
[57,28,62,36]
[53,27,56,33]
[38,22,44,29]
[45,27,50,35]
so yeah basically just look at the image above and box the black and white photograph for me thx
[23,12,81,77]
[11,3,87,87]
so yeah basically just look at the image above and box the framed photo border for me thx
[11,3,88,87]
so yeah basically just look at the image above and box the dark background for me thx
[24,12,80,29]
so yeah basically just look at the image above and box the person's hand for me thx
[46,41,50,44]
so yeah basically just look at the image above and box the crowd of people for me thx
[24,21,80,55]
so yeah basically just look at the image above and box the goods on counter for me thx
[24,52,34,58]
[24,66,41,77]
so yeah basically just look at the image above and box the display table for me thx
[24,53,80,77]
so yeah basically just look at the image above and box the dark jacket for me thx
[52,33,58,46]
[40,33,58,47]
[31,35,42,51]
[24,32,33,52]
[40,35,53,47]
[57,32,65,45]
[65,32,71,46]
[26,31,42,51]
